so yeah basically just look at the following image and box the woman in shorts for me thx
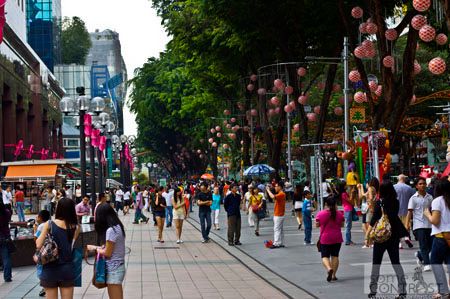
[172,187,186,244]
[154,187,166,243]
[315,196,344,282]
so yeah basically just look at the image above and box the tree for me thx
[61,17,91,64]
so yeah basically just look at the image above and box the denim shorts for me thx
[106,264,126,285]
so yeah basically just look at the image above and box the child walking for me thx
[33,210,50,297]
[302,190,315,245]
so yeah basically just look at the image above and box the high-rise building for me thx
[26,0,62,72]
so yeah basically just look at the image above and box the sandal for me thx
[327,269,333,282]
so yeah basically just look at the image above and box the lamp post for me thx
[59,92,90,196]
[118,135,136,190]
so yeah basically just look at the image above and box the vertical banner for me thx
[107,139,113,178]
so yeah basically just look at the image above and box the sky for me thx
[61,0,170,136]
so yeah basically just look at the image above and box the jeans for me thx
[199,210,212,240]
[189,197,193,212]
[344,211,352,244]
[251,211,260,232]
[303,215,312,243]
[273,216,285,246]
[134,208,148,223]
[0,242,11,282]
[115,201,123,212]
[369,238,406,295]
[430,237,450,295]
[414,228,432,265]
[16,202,25,222]
[165,206,173,226]
[227,215,241,243]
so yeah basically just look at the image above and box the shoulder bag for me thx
[35,220,59,265]
[369,200,392,243]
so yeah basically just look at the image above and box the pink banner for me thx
[84,114,92,137]
[91,129,100,147]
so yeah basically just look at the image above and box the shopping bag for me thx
[92,253,107,289]
[72,247,82,287]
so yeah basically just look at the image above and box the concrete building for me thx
[0,0,65,176]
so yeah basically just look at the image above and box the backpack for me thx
[369,201,392,243]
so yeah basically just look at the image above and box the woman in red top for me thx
[14,186,26,222]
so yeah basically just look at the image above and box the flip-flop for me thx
[327,269,333,282]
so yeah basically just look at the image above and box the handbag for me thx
[369,201,392,243]
[35,220,59,265]
[361,202,369,214]
[351,207,359,221]
[256,208,266,219]
[92,253,107,289]
[251,204,260,213]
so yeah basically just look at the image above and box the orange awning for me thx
[4,165,58,181]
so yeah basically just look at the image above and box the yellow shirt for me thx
[249,194,262,206]
[346,171,359,186]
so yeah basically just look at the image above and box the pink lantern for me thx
[274,79,284,90]
[267,108,275,117]
[414,60,422,74]
[385,29,398,41]
[229,133,236,140]
[359,23,367,34]
[232,125,240,132]
[289,101,296,109]
[365,47,376,58]
[383,55,394,68]
[369,81,378,92]
[313,106,321,114]
[270,96,280,106]
[250,74,257,81]
[351,6,363,19]
[285,85,294,95]
[354,91,366,103]
[366,23,378,35]
[298,95,308,105]
[215,126,221,131]
[230,117,236,123]
[197,149,201,154]
[413,0,431,12]
[332,83,341,92]
[226,124,232,129]
[419,25,436,42]
[251,109,257,116]
[306,113,317,122]
[375,85,383,96]
[223,144,229,149]
[274,107,281,114]
[349,70,361,82]
[212,142,217,148]
[317,82,326,90]
[257,88,267,95]
[284,104,293,113]
[247,84,255,92]
[436,33,448,45]
[339,97,345,105]
[224,109,231,115]
[208,138,213,143]
[411,15,427,30]
[297,67,307,77]
[99,136,107,151]
[216,132,222,138]
[210,128,216,134]
[354,46,366,59]
[293,123,300,132]
[334,107,343,116]
[362,40,374,50]
[428,57,446,75]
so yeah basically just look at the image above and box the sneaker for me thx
[269,245,280,249]
[234,241,242,245]
[415,252,423,266]
[228,242,234,246]
[362,245,369,249]
[176,240,180,244]
[39,288,46,297]
[423,265,432,272]
[304,242,312,245]
[179,240,184,244]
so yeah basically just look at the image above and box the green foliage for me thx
[61,17,92,64]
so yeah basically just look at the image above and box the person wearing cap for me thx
[266,182,286,249]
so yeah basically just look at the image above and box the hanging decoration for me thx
[419,25,436,42]
[428,57,446,75]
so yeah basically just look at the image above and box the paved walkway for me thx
[0,211,289,299]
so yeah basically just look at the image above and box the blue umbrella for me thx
[243,164,275,176]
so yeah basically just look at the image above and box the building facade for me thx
[0,0,64,176]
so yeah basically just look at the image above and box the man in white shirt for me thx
[64,185,73,201]
[123,189,131,215]
[406,177,433,271]
[2,185,13,210]
[162,187,174,227]
[115,188,124,213]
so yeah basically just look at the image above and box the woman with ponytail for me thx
[315,196,344,282]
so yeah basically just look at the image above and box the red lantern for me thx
[375,85,383,97]
[293,124,300,132]
[226,124,232,129]
[411,15,427,30]
[274,107,281,114]
[307,113,317,122]
[366,23,378,35]
[413,0,431,12]
[414,60,421,75]
[428,57,446,75]
[436,33,448,46]
[247,84,255,92]
[208,138,214,143]
[210,128,216,134]
[419,25,436,42]
[229,133,236,140]
[250,74,257,81]
[251,109,257,116]
[215,126,221,131]
[354,91,366,103]
[224,109,231,115]
[274,79,284,89]
[383,56,394,68]
[359,23,367,34]
[369,81,378,92]
[298,95,308,105]
[212,142,217,148]
[289,101,296,109]
[216,132,222,138]
[354,46,366,59]
[230,117,236,123]
[334,107,343,116]
[349,70,361,82]
[385,29,398,41]
[333,83,341,92]
[267,108,275,117]
[285,85,294,95]
[313,106,321,114]
[284,104,293,113]
[257,88,267,95]
[297,67,307,77]
[270,96,280,106]
[232,125,239,132]
[351,6,363,19]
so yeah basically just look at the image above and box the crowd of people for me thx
[0,171,449,299]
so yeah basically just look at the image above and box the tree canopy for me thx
[61,17,91,64]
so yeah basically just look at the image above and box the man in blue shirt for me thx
[302,190,315,245]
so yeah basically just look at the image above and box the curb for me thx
[186,217,318,299]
